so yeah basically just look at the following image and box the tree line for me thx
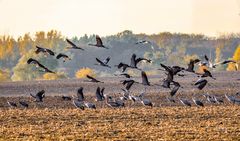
[0,30,239,82]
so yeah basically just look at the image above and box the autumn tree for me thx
[75,67,96,79]
[227,46,240,71]
[42,72,67,80]
[0,69,11,82]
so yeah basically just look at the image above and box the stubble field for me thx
[0,71,240,140]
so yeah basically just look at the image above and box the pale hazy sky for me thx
[0,0,240,38]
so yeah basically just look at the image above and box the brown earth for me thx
[0,71,240,140]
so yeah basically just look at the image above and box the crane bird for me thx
[121,79,135,90]
[95,57,111,68]
[30,90,45,102]
[27,58,55,73]
[160,63,184,89]
[194,79,208,90]
[66,39,84,50]
[120,88,130,101]
[95,87,105,101]
[225,94,240,104]
[83,102,96,109]
[185,59,201,73]
[204,54,236,69]
[135,40,151,44]
[192,97,204,107]
[115,62,131,72]
[19,101,29,108]
[73,87,96,109]
[120,88,139,103]
[88,35,109,49]
[179,98,191,107]
[130,54,151,69]
[201,69,216,80]
[35,46,55,56]
[106,96,124,108]
[72,100,85,110]
[138,91,153,107]
[140,98,153,107]
[85,75,103,83]
[56,53,71,62]
[7,101,17,108]
[135,40,154,50]
[203,94,216,104]
[170,81,181,96]
[141,71,150,86]
[77,87,85,101]
[121,71,150,88]
[214,96,224,104]
[114,73,132,78]
[166,96,176,103]
[61,96,72,101]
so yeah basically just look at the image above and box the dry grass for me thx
[1,106,240,140]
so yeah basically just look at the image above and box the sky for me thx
[0,0,240,38]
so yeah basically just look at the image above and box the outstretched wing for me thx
[77,87,84,101]
[46,48,55,56]
[96,58,105,65]
[141,71,150,86]
[170,81,180,96]
[86,75,98,82]
[214,60,236,66]
[204,55,209,61]
[96,35,103,46]
[136,58,151,64]
[103,57,110,64]
[35,46,43,54]
[160,63,172,72]
[95,87,104,101]
[66,39,77,47]
[27,58,38,64]
[56,54,63,59]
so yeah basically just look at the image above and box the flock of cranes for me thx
[6,35,240,110]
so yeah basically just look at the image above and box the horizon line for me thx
[1,29,240,40]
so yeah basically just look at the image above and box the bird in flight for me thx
[56,53,71,62]
[66,39,84,50]
[114,73,132,78]
[115,62,131,72]
[85,75,104,83]
[130,54,151,69]
[170,81,181,97]
[35,46,55,56]
[30,90,45,102]
[135,40,151,44]
[95,57,111,68]
[204,54,237,69]
[88,35,109,49]
[141,71,150,86]
[185,59,201,73]
[27,58,55,73]
[95,87,106,101]
[135,40,154,50]
[194,78,208,90]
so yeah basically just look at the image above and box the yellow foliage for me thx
[215,47,221,63]
[227,46,240,71]
[75,68,96,79]
[0,69,11,82]
[43,72,67,80]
